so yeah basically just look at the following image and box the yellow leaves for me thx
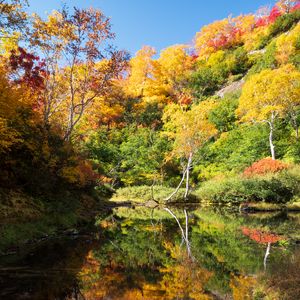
[195,18,230,59]
[32,10,76,48]
[237,65,300,123]
[125,44,193,107]
[125,46,156,98]
[243,26,269,51]
[163,100,217,158]
[275,22,300,65]
[0,68,39,153]
[230,274,257,300]
[0,31,20,57]
[207,50,226,67]
[155,44,193,83]
[0,117,21,153]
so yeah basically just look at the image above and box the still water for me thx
[0,206,300,300]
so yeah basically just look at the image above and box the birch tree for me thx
[237,64,300,159]
[162,100,217,200]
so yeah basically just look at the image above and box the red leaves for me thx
[178,94,192,106]
[269,6,282,23]
[242,227,282,244]
[190,52,199,60]
[9,47,46,90]
[243,158,288,177]
[255,6,282,28]
[291,2,300,11]
[207,25,243,51]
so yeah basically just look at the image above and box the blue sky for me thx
[27,0,276,55]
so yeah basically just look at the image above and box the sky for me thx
[27,0,276,56]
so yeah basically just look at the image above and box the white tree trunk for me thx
[263,242,271,271]
[165,153,193,202]
[164,168,187,202]
[184,153,193,200]
[164,208,193,259]
[268,113,276,160]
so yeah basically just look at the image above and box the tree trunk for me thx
[165,165,188,202]
[263,242,271,271]
[165,153,193,202]
[184,153,193,200]
[164,208,193,260]
[184,209,192,258]
[268,113,276,160]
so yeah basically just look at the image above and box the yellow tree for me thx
[149,45,193,104]
[195,18,230,59]
[80,78,126,132]
[125,46,156,99]
[125,45,193,120]
[163,101,217,200]
[0,66,35,153]
[237,65,300,159]
[276,22,300,65]
[30,8,127,140]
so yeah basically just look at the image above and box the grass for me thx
[286,200,300,211]
[110,185,198,204]
[0,188,105,253]
[241,202,283,211]
[110,166,300,208]
[0,212,78,253]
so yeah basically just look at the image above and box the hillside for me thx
[1,0,300,250]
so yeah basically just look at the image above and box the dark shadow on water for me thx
[0,236,95,300]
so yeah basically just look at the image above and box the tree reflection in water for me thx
[1,207,300,299]
[241,227,283,270]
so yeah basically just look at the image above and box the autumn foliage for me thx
[242,227,283,244]
[1,0,300,200]
[9,47,46,90]
[243,158,289,177]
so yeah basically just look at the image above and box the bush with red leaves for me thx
[243,158,289,177]
[242,227,283,244]
[255,6,282,28]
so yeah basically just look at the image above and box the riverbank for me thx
[0,188,110,255]
[109,166,300,212]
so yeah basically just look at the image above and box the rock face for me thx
[215,78,245,98]
[248,49,267,55]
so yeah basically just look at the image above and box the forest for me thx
[1,0,300,251]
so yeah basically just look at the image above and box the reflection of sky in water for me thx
[1,207,300,299]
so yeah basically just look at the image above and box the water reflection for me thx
[163,208,193,259]
[0,206,300,299]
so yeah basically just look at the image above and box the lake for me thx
[0,205,300,299]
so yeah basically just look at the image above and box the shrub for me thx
[269,9,300,38]
[243,158,289,177]
[278,165,300,195]
[195,175,293,204]
[258,9,300,48]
